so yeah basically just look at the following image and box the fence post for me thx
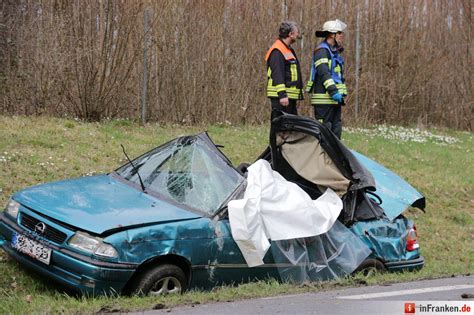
[141,8,151,125]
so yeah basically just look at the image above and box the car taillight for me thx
[406,225,419,251]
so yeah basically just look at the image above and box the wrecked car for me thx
[0,112,425,295]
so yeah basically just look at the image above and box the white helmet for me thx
[315,19,347,37]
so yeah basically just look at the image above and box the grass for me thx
[0,115,473,314]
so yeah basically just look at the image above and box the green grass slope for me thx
[0,116,472,314]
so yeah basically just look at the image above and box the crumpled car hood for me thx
[13,174,201,234]
[352,151,425,220]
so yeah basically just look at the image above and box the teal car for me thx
[0,113,425,295]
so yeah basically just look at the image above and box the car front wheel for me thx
[131,264,187,296]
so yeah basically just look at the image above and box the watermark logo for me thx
[405,302,416,314]
[404,302,472,313]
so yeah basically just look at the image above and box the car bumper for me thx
[0,213,136,295]
[384,256,425,272]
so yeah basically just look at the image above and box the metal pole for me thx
[141,8,150,125]
[355,7,360,118]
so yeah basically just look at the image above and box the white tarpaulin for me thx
[228,159,342,267]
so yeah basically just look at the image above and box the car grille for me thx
[20,213,68,244]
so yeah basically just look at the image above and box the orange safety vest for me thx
[265,40,302,100]
[265,39,296,62]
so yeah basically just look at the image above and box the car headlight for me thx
[5,199,20,219]
[68,231,118,258]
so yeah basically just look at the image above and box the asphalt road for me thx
[139,275,474,315]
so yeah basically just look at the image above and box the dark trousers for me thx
[270,98,298,115]
[313,104,342,139]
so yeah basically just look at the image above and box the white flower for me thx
[346,124,459,146]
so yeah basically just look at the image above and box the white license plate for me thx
[12,233,52,265]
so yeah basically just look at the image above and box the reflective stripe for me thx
[336,83,347,95]
[289,63,301,99]
[267,68,282,96]
[305,80,313,93]
[267,70,274,93]
[312,99,338,105]
[306,58,316,93]
[267,89,301,100]
[311,93,334,99]
[276,84,286,92]
[267,90,279,97]
[315,58,329,67]
[286,86,301,99]
[290,64,297,82]
[268,86,301,99]
[323,79,336,89]
[310,93,338,105]
[267,68,272,86]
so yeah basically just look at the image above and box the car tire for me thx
[131,264,187,296]
[353,259,386,276]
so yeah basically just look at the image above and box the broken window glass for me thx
[116,136,244,215]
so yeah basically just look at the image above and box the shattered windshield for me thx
[115,136,244,215]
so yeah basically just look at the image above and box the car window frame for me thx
[112,133,246,218]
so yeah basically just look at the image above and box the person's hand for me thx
[280,97,289,106]
[331,92,343,103]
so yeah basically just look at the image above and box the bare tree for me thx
[1,0,472,130]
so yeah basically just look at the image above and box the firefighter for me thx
[265,21,303,115]
[306,19,347,139]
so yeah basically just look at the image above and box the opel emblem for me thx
[34,222,47,234]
